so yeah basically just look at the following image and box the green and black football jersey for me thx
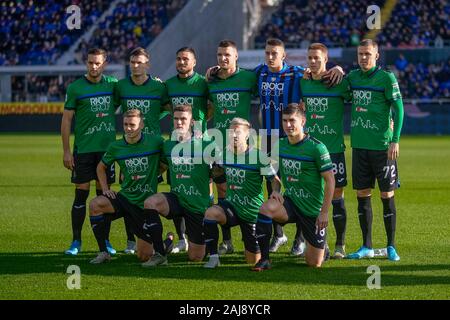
[207,68,257,137]
[301,77,351,153]
[347,66,402,150]
[162,137,217,215]
[277,135,333,218]
[116,76,169,136]
[222,148,275,223]
[64,75,118,153]
[165,72,209,133]
[102,134,163,208]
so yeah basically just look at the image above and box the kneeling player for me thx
[203,118,279,268]
[140,105,217,266]
[254,103,335,270]
[88,109,167,264]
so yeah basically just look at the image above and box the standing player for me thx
[203,117,278,268]
[207,39,259,256]
[300,43,352,259]
[139,105,217,266]
[165,47,212,254]
[116,47,170,254]
[253,103,335,270]
[254,38,344,255]
[61,48,117,256]
[346,39,404,261]
[88,109,165,264]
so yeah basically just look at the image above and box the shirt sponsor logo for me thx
[172,96,194,106]
[355,106,368,112]
[96,112,109,118]
[261,81,284,97]
[226,167,246,185]
[175,174,191,179]
[172,156,195,173]
[127,99,151,114]
[282,158,301,176]
[217,92,239,109]
[311,113,325,119]
[353,90,371,106]
[125,157,148,174]
[229,184,243,190]
[90,96,111,112]
[306,97,328,113]
[221,108,236,114]
[131,175,146,181]
[286,176,299,182]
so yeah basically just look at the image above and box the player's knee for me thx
[333,188,344,199]
[204,207,220,220]
[89,197,102,215]
[144,195,161,210]
[305,256,323,268]
[357,189,371,197]
[381,191,394,199]
[259,200,277,218]
[188,252,204,262]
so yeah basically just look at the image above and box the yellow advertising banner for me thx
[0,103,64,115]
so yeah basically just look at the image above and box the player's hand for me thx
[63,151,74,170]
[316,211,328,230]
[206,66,220,81]
[102,189,116,199]
[388,142,399,160]
[269,191,284,204]
[303,68,312,80]
[324,66,345,87]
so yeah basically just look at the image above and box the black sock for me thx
[173,216,186,240]
[332,198,347,246]
[95,189,112,242]
[71,189,89,242]
[256,213,273,261]
[382,197,397,247]
[90,215,107,252]
[294,221,304,242]
[217,198,232,242]
[357,196,373,248]
[203,219,219,255]
[124,217,136,242]
[143,209,165,255]
[273,221,284,238]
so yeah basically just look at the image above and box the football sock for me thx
[90,215,107,252]
[382,197,397,247]
[173,216,186,240]
[143,209,165,255]
[203,219,219,255]
[332,198,347,246]
[256,213,273,261]
[357,196,373,248]
[71,188,89,242]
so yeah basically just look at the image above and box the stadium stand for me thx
[254,0,450,48]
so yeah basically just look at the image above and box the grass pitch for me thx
[0,134,449,300]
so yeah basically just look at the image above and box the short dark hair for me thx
[282,103,306,117]
[359,39,378,51]
[129,47,150,60]
[218,39,237,50]
[173,104,192,114]
[266,38,285,49]
[308,43,328,55]
[87,48,107,60]
[176,47,197,59]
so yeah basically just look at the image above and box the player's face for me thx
[265,45,285,71]
[129,54,149,76]
[229,124,249,149]
[123,116,143,139]
[282,113,305,137]
[358,45,379,71]
[217,46,238,70]
[86,54,106,79]
[176,51,196,75]
[173,111,193,136]
[308,49,328,74]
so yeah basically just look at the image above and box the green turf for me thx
[0,134,449,299]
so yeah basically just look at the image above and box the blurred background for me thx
[0,0,449,134]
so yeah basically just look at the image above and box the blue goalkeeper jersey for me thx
[254,62,305,136]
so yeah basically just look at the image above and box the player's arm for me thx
[61,109,75,170]
[159,161,168,174]
[205,66,220,81]
[207,100,214,121]
[316,170,335,230]
[268,175,283,204]
[386,72,404,160]
[323,65,345,87]
[97,161,116,198]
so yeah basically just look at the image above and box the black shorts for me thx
[71,151,115,185]
[352,148,398,192]
[163,192,204,245]
[216,200,260,254]
[282,197,327,249]
[105,193,151,243]
[330,152,348,188]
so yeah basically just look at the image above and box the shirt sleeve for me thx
[385,72,402,102]
[101,145,115,166]
[64,84,76,110]
[341,78,352,102]
[315,143,333,172]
